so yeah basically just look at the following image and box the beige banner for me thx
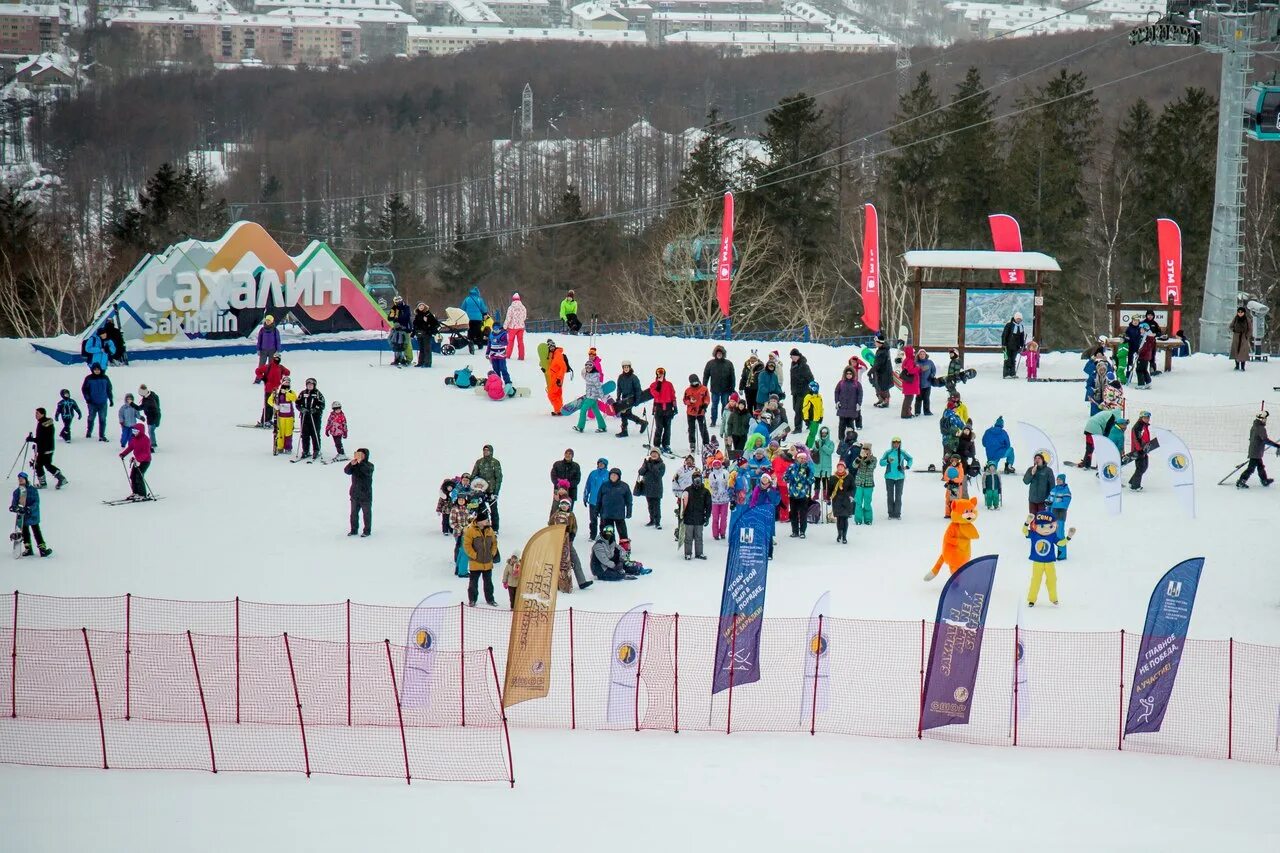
[503,525,565,708]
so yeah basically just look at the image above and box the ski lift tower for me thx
[1131,1,1277,353]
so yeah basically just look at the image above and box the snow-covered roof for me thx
[0,5,64,19]
[446,0,501,24]
[903,250,1061,272]
[407,23,644,42]
[253,0,403,9]
[267,6,414,22]
[782,1,834,25]
[570,1,628,20]
[663,29,892,46]
[653,11,805,23]
[15,53,73,78]
[109,9,361,27]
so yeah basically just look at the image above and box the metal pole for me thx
[282,633,310,777]
[568,608,576,731]
[634,611,648,732]
[187,631,216,773]
[489,647,515,788]
[673,613,680,734]
[124,593,131,721]
[82,628,107,769]
[384,639,410,785]
[1118,629,1126,751]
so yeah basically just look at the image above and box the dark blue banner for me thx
[712,504,774,695]
[1124,557,1204,736]
[920,555,998,731]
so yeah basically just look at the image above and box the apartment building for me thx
[108,9,362,65]
[0,5,66,58]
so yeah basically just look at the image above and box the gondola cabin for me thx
[1245,83,1280,141]
[662,234,738,283]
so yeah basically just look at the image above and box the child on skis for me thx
[26,408,68,490]
[270,377,298,455]
[55,390,81,443]
[324,401,348,461]
[981,462,1002,510]
[1023,340,1040,380]
[1049,473,1072,559]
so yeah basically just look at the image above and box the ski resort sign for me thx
[85,221,388,343]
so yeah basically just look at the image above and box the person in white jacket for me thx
[505,293,527,361]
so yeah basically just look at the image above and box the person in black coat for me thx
[614,362,647,437]
[702,345,737,427]
[551,449,582,501]
[296,379,326,461]
[26,408,67,489]
[954,426,979,481]
[344,448,374,536]
[788,349,815,431]
[870,341,893,407]
[681,472,712,560]
[1000,313,1026,378]
[412,303,441,367]
[137,385,161,448]
[595,467,633,538]
[102,318,128,366]
[638,450,666,528]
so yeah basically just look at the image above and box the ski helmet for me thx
[331,401,342,409]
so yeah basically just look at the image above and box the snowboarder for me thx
[505,294,527,361]
[256,314,281,367]
[1238,410,1279,488]
[462,516,499,606]
[26,409,67,490]
[1024,512,1075,607]
[683,374,711,452]
[412,303,441,368]
[1129,411,1153,491]
[560,290,582,334]
[296,378,326,462]
[614,361,647,438]
[9,472,50,557]
[344,448,374,537]
[702,345,736,427]
[878,437,912,520]
[590,526,638,581]
[137,385,162,449]
[649,368,677,454]
[325,401,348,462]
[81,364,113,442]
[119,420,153,500]
[1001,313,1026,378]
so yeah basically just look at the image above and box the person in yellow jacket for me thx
[269,377,298,455]
[462,516,499,607]
[559,290,582,334]
[1024,512,1075,607]
[802,380,824,447]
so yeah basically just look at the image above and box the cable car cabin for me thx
[1245,84,1280,141]
[363,264,400,310]
[662,234,739,283]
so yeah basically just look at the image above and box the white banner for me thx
[801,591,832,724]
[606,603,651,724]
[402,591,452,709]
[1152,427,1195,518]
[1016,421,1061,478]
[1093,433,1124,516]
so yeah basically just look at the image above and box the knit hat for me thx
[512,293,521,300]
[557,498,570,510]
[790,348,801,358]
[17,472,28,483]
[711,458,723,468]
[621,361,632,368]
[472,478,488,492]
[760,473,773,485]
[836,461,847,471]
[796,450,809,460]
[1056,473,1067,482]
[689,374,700,385]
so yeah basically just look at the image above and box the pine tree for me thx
[886,71,943,198]
[937,68,1001,248]
[674,107,736,215]
[439,225,497,292]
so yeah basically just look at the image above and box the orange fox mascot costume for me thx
[924,496,979,581]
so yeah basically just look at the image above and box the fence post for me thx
[634,610,648,732]
[234,596,240,725]
[809,614,823,736]
[124,593,132,721]
[568,607,576,731]
[1227,637,1234,760]
[1117,629,1125,751]
[673,612,680,734]
[488,646,515,788]
[9,590,17,719]
[345,599,352,727]
[459,602,466,728]
[917,618,926,739]
[282,633,310,778]
[1012,625,1019,747]
[187,630,216,773]
[384,639,410,785]
[726,613,737,735]
[647,315,654,336]
[81,628,107,770]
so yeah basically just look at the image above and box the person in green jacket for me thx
[560,290,582,334]
[852,442,877,525]
[811,425,835,504]
[878,437,913,520]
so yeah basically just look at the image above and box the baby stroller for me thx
[435,306,470,356]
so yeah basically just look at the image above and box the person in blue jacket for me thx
[83,329,116,372]
[80,364,114,442]
[878,437,913,520]
[981,416,1015,473]
[1048,473,1072,559]
[10,472,50,557]
[583,457,610,539]
[755,357,784,403]
[461,286,490,353]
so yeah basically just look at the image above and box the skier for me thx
[54,389,81,443]
[614,361,647,438]
[1024,512,1075,607]
[1237,410,1279,488]
[550,449,582,502]
[560,290,582,334]
[1001,312,1026,378]
[1230,306,1250,371]
[412,302,441,368]
[683,374,711,452]
[898,345,920,418]
[505,293,527,361]
[801,381,824,446]
[574,361,608,434]
[1048,473,1071,559]
[9,472,50,557]
[117,393,141,448]
[254,354,291,427]
[344,448,374,537]
[462,516,499,605]
[829,462,853,544]
[914,348,936,416]
[81,364,113,442]
[386,296,412,365]
[788,349,815,432]
[702,345,736,427]
[296,378,326,462]
[595,466,632,538]
[834,365,863,438]
[681,470,711,560]
[981,416,1015,473]
[137,385,161,449]
[583,457,609,539]
[486,322,511,384]
[638,449,666,528]
[878,437,912,520]
[461,287,489,353]
[1128,411,1153,491]
[119,420,153,501]
[269,377,298,456]
[870,338,893,408]
[256,314,281,367]
[26,408,67,489]
[851,443,877,526]
[1123,317,1142,377]
[649,368,677,455]
[324,401,348,462]
[1022,453,1054,514]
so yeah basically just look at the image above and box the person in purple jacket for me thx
[833,365,863,438]
[256,315,281,368]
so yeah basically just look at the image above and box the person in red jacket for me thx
[899,345,921,419]
[119,420,153,500]
[683,374,711,453]
[649,368,677,454]
[253,354,291,426]
[1128,411,1153,491]
[771,445,792,523]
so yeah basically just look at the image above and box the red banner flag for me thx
[1157,218,1182,334]
[716,191,734,318]
[860,203,879,333]
[988,213,1024,284]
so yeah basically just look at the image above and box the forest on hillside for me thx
[3,31,1278,347]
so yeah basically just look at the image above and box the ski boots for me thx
[55,474,67,490]
[35,477,47,489]
[38,545,51,557]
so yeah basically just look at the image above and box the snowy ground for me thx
[1,335,1277,850]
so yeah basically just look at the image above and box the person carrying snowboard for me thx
[54,390,81,444]
[1128,411,1153,491]
[10,472,50,557]
[26,408,67,490]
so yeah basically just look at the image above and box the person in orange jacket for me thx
[683,374,711,453]
[545,343,571,416]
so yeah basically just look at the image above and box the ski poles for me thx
[6,439,28,479]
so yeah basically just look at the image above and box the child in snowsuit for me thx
[1048,473,1072,559]
[118,393,141,448]
[982,462,1002,510]
[324,401,348,461]
[1025,512,1075,607]
[502,555,521,608]
[942,462,966,518]
[269,379,298,455]
[575,361,607,433]
[450,495,471,565]
[851,443,876,526]
[1023,340,1040,380]
[802,381,824,447]
[55,390,81,443]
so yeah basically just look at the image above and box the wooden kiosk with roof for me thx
[904,250,1061,358]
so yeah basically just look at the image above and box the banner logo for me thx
[808,633,828,657]
[1168,453,1189,471]
[616,642,638,666]
[1102,462,1119,480]
[953,686,969,703]
[1167,581,1182,598]
[1036,448,1054,467]
[414,628,434,650]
